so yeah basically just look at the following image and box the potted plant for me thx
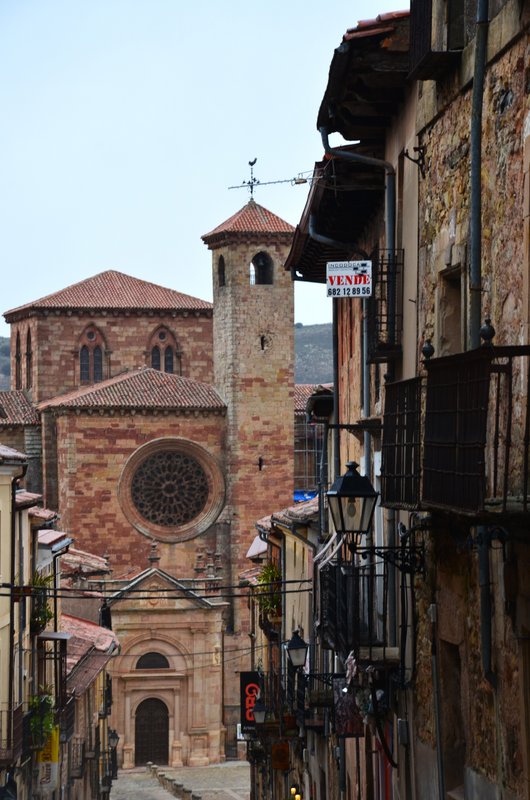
[29,689,55,749]
[256,561,282,619]
[30,571,54,635]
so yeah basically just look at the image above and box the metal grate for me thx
[382,377,422,509]
[0,704,23,766]
[423,349,491,513]
[366,250,403,363]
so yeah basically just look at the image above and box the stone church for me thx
[0,199,295,766]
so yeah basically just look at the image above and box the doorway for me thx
[135,698,169,765]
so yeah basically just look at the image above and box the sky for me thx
[0,0,408,338]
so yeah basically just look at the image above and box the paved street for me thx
[110,762,250,800]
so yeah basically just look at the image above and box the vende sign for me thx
[326,260,372,298]
[240,671,261,734]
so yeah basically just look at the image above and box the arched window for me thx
[78,326,107,384]
[25,330,33,390]
[136,652,170,669]
[250,251,273,285]
[218,255,226,287]
[151,346,161,370]
[80,346,90,382]
[164,347,174,373]
[148,328,180,375]
[93,346,103,382]
[15,332,21,390]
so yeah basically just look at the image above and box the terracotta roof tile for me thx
[345,10,410,40]
[294,383,333,415]
[38,367,226,412]
[61,548,111,577]
[62,614,119,695]
[15,490,42,509]
[0,391,40,426]
[0,444,27,462]
[4,270,212,321]
[202,199,294,248]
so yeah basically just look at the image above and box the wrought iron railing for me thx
[59,694,76,743]
[381,377,422,508]
[0,704,23,766]
[381,346,530,518]
[69,736,85,779]
[423,346,530,516]
[366,249,403,363]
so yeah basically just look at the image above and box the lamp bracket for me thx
[359,544,425,576]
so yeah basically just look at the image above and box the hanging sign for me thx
[326,261,372,298]
[36,726,60,793]
[240,671,261,734]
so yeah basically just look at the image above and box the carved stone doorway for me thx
[135,697,169,765]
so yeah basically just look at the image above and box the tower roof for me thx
[202,199,294,249]
[4,270,212,322]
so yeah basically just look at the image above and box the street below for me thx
[110,762,250,800]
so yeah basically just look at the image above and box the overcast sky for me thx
[0,0,408,337]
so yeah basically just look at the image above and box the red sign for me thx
[240,671,260,734]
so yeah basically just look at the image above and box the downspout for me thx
[428,603,446,800]
[469,0,489,349]
[478,527,497,687]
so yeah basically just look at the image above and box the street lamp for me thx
[286,630,308,670]
[108,729,119,780]
[326,461,378,546]
[252,695,267,725]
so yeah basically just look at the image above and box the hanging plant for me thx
[29,689,55,749]
[256,561,282,616]
[30,571,54,635]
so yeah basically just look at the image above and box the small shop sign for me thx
[326,261,372,298]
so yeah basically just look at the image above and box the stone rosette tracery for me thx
[118,438,225,542]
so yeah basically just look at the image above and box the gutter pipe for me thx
[478,526,497,687]
[469,0,489,348]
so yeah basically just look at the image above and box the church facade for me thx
[1,199,295,766]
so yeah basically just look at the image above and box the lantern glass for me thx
[286,630,308,669]
[327,461,378,540]
[252,696,266,725]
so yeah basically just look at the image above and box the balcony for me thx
[381,347,530,519]
[59,694,76,743]
[318,558,399,665]
[423,347,530,517]
[366,250,403,364]
[0,704,23,766]
[381,377,422,509]
[69,736,85,779]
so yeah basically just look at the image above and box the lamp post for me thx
[326,461,378,547]
[108,728,119,779]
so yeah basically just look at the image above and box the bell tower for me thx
[202,196,294,619]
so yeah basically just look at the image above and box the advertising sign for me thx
[240,671,261,734]
[326,261,372,298]
[36,726,60,793]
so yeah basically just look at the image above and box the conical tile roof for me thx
[202,199,294,249]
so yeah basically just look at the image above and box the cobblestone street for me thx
[110,762,250,800]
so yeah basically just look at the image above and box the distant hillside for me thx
[0,337,9,390]
[294,323,333,384]
[0,325,333,390]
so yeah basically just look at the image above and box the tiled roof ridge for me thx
[4,269,212,319]
[0,390,40,426]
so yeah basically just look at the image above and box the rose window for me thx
[119,438,226,543]
[131,451,209,527]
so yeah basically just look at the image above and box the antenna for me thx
[228,159,315,195]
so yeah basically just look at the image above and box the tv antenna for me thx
[229,157,312,196]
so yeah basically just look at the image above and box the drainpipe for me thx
[428,603,446,800]
[478,526,497,687]
[469,0,489,349]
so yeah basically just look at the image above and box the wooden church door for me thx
[135,698,169,765]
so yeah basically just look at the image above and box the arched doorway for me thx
[135,698,169,765]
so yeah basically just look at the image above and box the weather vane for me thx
[230,158,260,197]
[228,158,314,195]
